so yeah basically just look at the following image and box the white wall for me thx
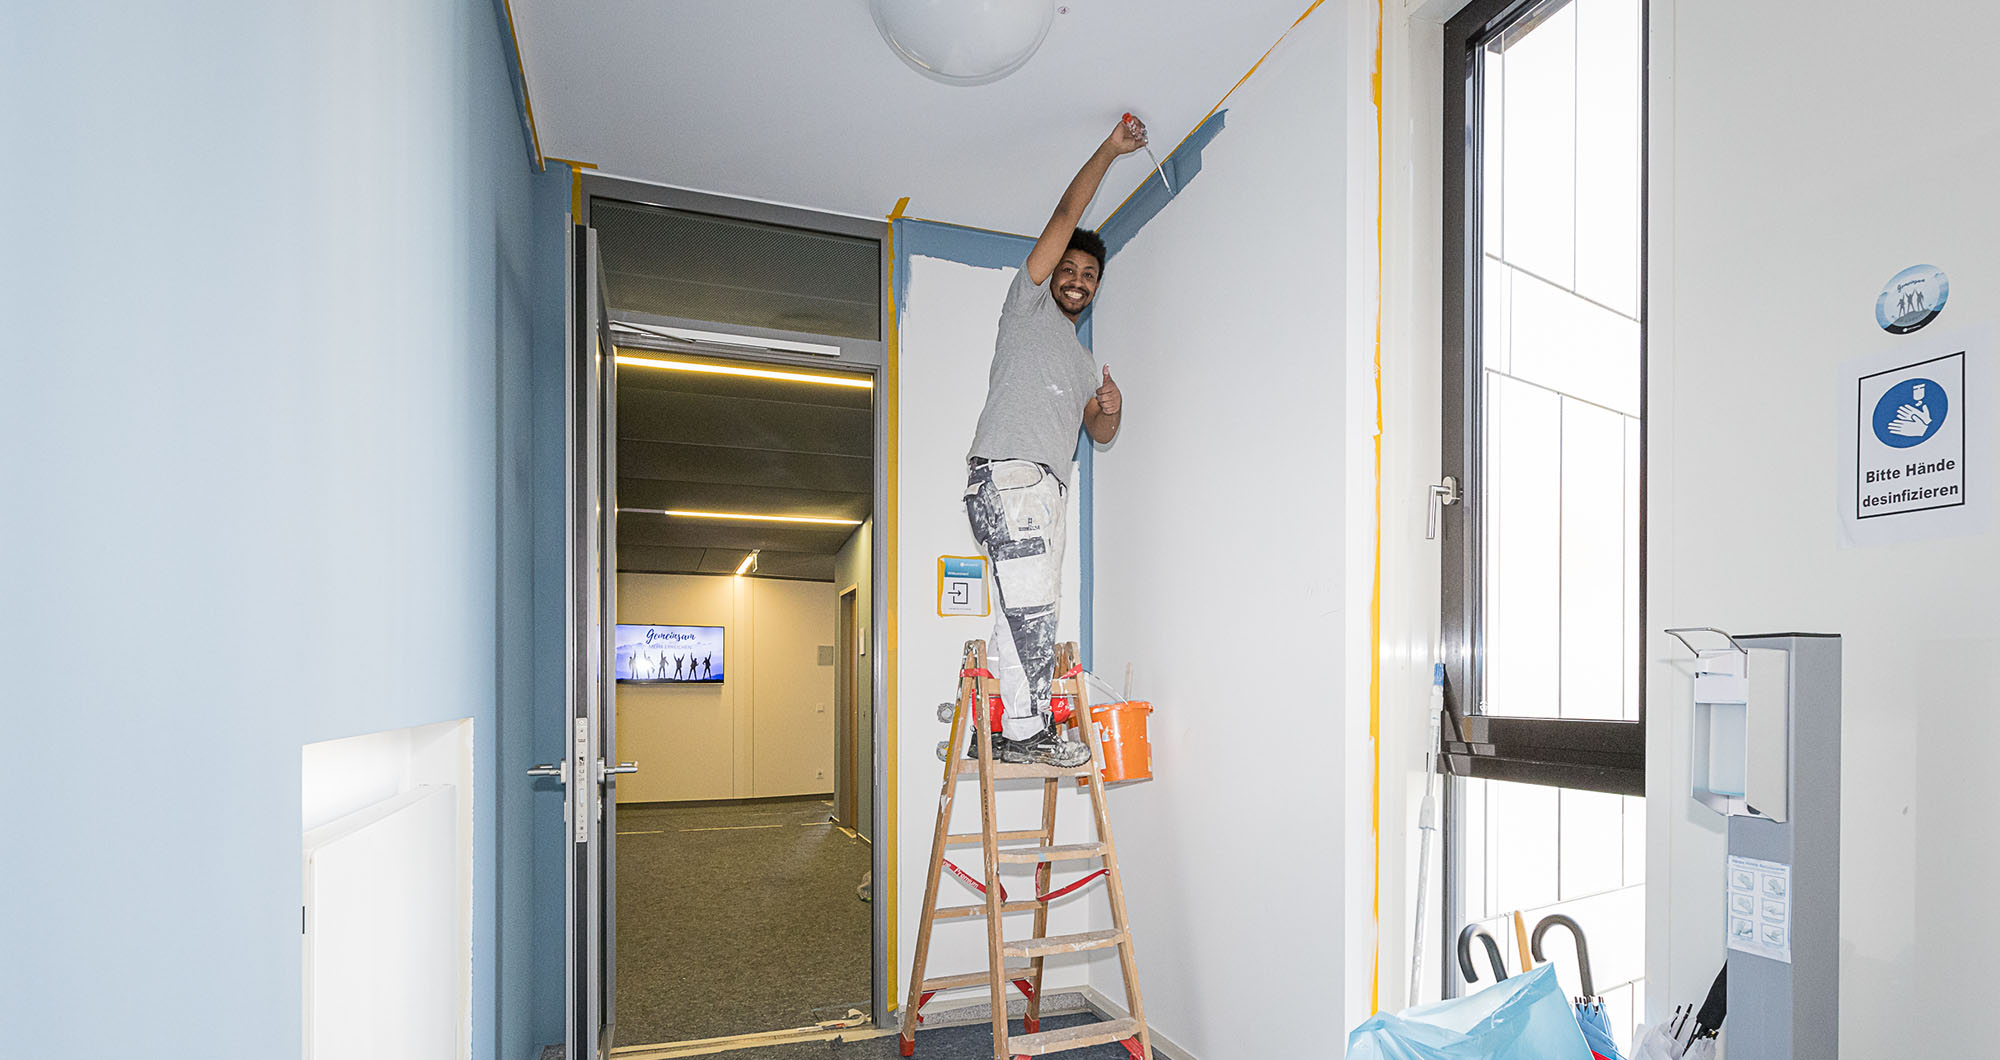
[1088,6,1379,1052]
[1648,2,2000,1053]
[751,577,842,796]
[615,573,835,802]
[1377,0,1453,1019]
[893,252,1093,1003]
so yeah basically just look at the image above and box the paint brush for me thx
[1122,112,1174,196]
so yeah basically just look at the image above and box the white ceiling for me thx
[510,0,1313,235]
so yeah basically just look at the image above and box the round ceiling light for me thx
[868,0,1057,87]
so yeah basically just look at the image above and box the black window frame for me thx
[1438,0,1650,991]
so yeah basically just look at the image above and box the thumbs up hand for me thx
[1094,366,1122,417]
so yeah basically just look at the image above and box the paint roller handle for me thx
[1107,113,1148,155]
[1121,113,1174,195]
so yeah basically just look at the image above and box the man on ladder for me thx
[964,115,1143,768]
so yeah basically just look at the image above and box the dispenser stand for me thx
[1728,633,1840,1060]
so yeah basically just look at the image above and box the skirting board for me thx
[917,987,1198,1060]
[1076,986,1198,1060]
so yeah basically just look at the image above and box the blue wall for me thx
[1,1,565,1055]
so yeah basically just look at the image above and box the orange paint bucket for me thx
[1089,700,1154,784]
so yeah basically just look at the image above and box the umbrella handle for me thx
[1456,924,1509,985]
[1530,913,1596,998]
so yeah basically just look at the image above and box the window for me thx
[593,198,882,341]
[1439,0,1646,1039]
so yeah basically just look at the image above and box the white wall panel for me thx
[1650,2,2000,1052]
[893,254,1092,1004]
[304,787,461,1060]
[1086,7,1359,1053]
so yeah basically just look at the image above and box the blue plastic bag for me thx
[1347,964,1595,1060]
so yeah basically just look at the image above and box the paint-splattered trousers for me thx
[964,458,1067,741]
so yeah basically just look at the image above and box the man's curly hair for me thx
[1068,228,1108,274]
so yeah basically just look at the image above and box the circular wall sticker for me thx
[1876,264,1949,334]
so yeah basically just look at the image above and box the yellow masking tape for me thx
[883,215,902,1009]
[546,157,599,219]
[1369,0,1385,1017]
[1102,0,1332,226]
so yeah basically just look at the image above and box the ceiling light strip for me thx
[619,507,863,527]
[613,352,872,389]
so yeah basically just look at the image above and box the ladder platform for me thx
[996,842,1104,864]
[947,829,1047,845]
[955,759,1095,779]
[1003,928,1126,958]
[921,968,1037,991]
[1005,1017,1142,1056]
[936,899,1043,919]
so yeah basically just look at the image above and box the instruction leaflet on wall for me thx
[937,555,990,617]
[1726,855,1791,964]
[1839,327,1993,547]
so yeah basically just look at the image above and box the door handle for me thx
[1426,475,1461,540]
[604,761,638,777]
[527,762,566,780]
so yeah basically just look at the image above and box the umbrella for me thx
[1627,965,1726,1059]
[1455,923,1510,987]
[1531,913,1625,1060]
[1574,998,1624,1060]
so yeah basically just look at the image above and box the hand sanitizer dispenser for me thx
[1669,628,1788,822]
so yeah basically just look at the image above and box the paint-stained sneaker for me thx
[997,727,1091,768]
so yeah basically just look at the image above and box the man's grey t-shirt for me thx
[967,266,1098,487]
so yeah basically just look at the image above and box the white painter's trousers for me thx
[963,458,1067,741]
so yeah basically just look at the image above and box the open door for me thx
[543,222,632,1060]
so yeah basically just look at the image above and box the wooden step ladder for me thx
[898,640,1151,1060]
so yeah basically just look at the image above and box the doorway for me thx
[836,586,861,833]
[583,181,891,1051]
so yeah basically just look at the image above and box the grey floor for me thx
[615,797,873,1047]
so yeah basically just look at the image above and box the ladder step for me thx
[921,967,1037,991]
[1003,929,1126,959]
[946,830,1047,845]
[996,842,1105,864]
[1005,1017,1142,1056]
[956,759,1095,779]
[936,900,1042,919]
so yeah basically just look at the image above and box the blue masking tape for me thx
[1098,109,1228,258]
[892,218,1034,322]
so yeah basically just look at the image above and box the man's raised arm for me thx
[1024,117,1149,285]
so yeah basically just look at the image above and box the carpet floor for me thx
[614,797,873,1047]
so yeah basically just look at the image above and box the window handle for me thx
[1426,476,1461,540]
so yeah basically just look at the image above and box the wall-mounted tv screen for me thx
[615,625,725,683]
